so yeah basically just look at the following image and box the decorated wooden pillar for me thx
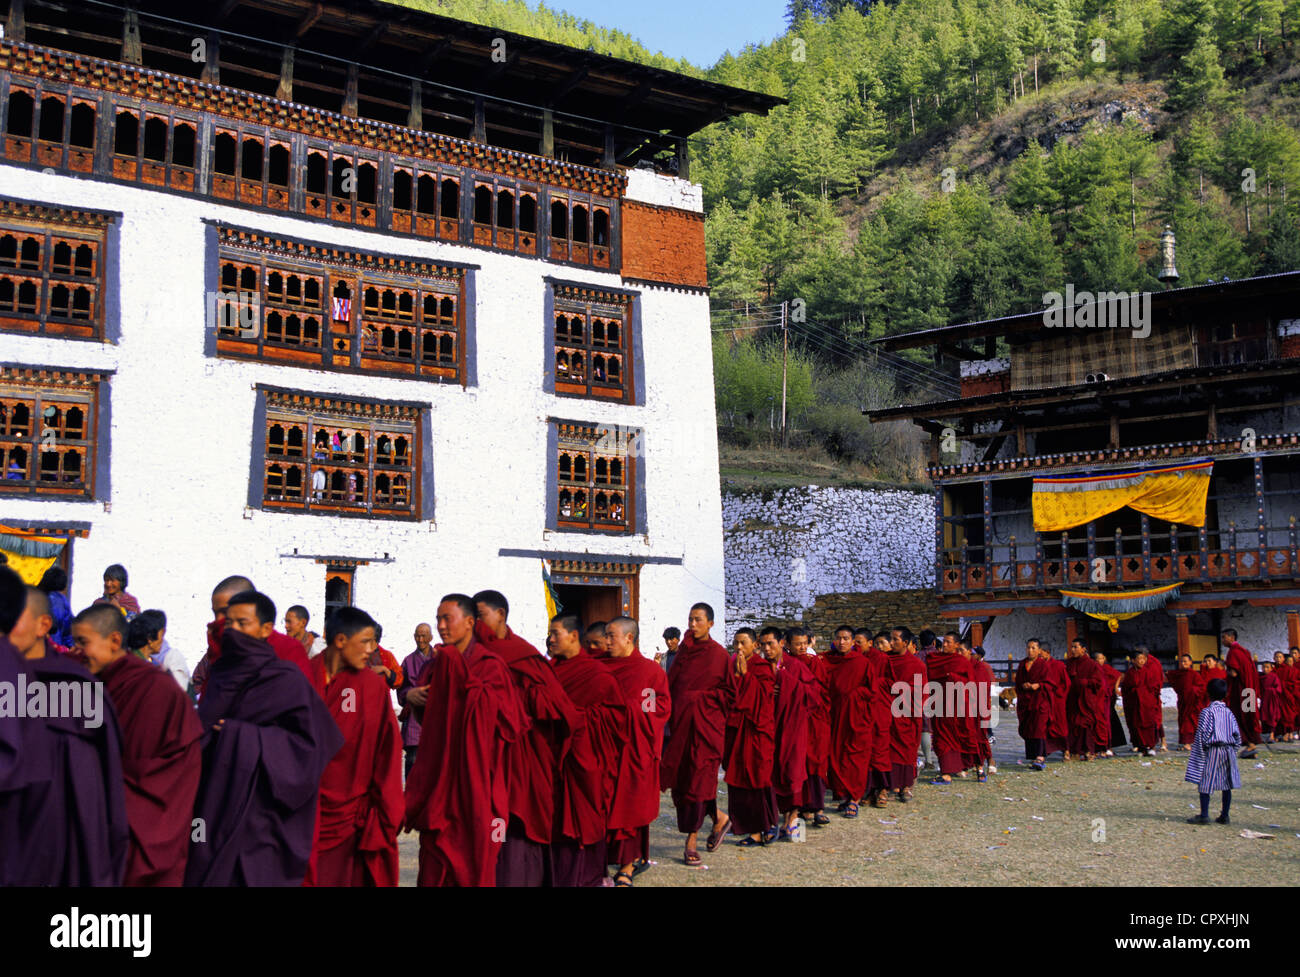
[970,619,984,647]
[1174,612,1191,658]
[1065,614,1078,650]
[1288,609,1300,652]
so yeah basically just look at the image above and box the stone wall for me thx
[723,484,934,637]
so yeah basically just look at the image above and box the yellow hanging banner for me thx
[1032,461,1212,533]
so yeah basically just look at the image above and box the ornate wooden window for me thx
[554,421,639,534]
[304,144,380,228]
[391,160,461,241]
[549,193,612,269]
[260,390,421,519]
[212,124,290,210]
[214,227,467,381]
[0,369,103,500]
[0,200,110,340]
[471,175,538,256]
[3,85,96,173]
[552,284,633,402]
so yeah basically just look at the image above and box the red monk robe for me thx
[824,649,876,803]
[863,645,895,791]
[306,656,403,886]
[1279,661,1300,737]
[1120,662,1162,752]
[660,632,732,833]
[1063,654,1103,757]
[473,620,577,850]
[1223,641,1262,744]
[1041,656,1071,755]
[1094,661,1123,751]
[100,653,202,886]
[1014,656,1049,742]
[925,649,976,776]
[1261,668,1283,735]
[195,617,313,698]
[796,649,831,812]
[604,649,671,866]
[885,652,926,791]
[403,640,528,887]
[1167,665,1207,746]
[550,651,628,887]
[970,655,996,764]
[723,655,777,835]
[773,652,816,813]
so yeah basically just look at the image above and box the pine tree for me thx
[1165,25,1230,113]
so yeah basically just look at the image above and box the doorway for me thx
[553,583,623,630]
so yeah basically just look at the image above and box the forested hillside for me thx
[395,0,1300,485]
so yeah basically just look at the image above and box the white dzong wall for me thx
[0,164,725,667]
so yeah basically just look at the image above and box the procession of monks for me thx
[1,554,1292,887]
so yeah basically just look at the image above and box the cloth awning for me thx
[1032,460,1212,532]
[0,524,67,584]
[1059,583,1183,626]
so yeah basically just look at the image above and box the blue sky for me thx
[534,0,790,67]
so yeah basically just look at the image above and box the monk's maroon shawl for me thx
[886,653,927,764]
[551,652,628,846]
[660,633,731,800]
[724,656,775,790]
[824,650,875,800]
[773,652,816,800]
[603,649,671,834]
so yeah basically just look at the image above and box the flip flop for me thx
[706,815,730,852]
[814,812,831,826]
[614,871,634,887]
[631,858,655,876]
[683,848,701,866]
[843,801,859,818]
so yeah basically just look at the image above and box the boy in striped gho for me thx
[1184,678,1242,826]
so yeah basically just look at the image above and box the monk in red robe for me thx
[886,627,927,799]
[763,627,815,835]
[367,623,406,692]
[1038,642,1071,757]
[73,603,200,886]
[824,625,875,816]
[1167,653,1207,748]
[1015,638,1053,769]
[191,575,312,698]
[305,606,403,886]
[791,628,831,822]
[926,631,976,784]
[602,616,670,886]
[185,591,343,886]
[584,622,611,660]
[547,613,627,886]
[967,644,996,777]
[660,602,732,865]
[472,589,578,886]
[1280,650,1300,742]
[724,629,777,845]
[867,632,898,802]
[1120,648,1163,755]
[1063,638,1103,761]
[404,594,528,887]
[1092,652,1124,755]
[1220,629,1261,754]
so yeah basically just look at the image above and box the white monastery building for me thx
[0,0,782,662]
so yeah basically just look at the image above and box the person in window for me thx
[347,472,358,503]
[5,458,22,480]
[556,351,570,379]
[593,359,605,382]
[573,495,587,519]
[609,500,624,522]
[312,468,327,500]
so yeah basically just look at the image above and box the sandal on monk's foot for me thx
[706,816,730,852]
[631,858,655,876]
[842,801,859,818]
[683,848,702,866]
[836,799,850,814]
[929,777,952,786]
[736,835,765,847]
[814,812,831,826]
[614,871,635,887]
[896,790,908,803]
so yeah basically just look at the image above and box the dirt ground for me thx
[397,712,1300,887]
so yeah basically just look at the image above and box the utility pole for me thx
[780,299,788,448]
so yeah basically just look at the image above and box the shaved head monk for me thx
[584,621,611,660]
[185,590,343,886]
[1016,639,1051,769]
[305,606,403,886]
[1064,638,1103,761]
[471,589,579,886]
[886,627,926,800]
[2,577,129,885]
[192,574,312,698]
[725,627,777,845]
[1168,653,1208,750]
[790,628,831,823]
[1093,652,1124,755]
[404,594,527,886]
[73,603,201,886]
[926,631,976,784]
[1120,648,1163,756]
[1220,629,1262,756]
[824,624,876,816]
[660,602,732,865]
[602,616,671,886]
[547,613,628,886]
[764,626,816,837]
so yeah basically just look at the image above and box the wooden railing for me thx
[940,519,1300,594]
